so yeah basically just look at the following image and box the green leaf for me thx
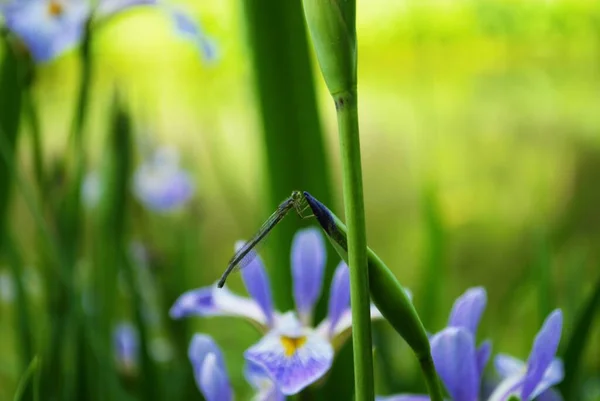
[241,0,333,319]
[13,356,40,401]
[558,273,600,399]
[0,34,24,247]
[304,192,444,401]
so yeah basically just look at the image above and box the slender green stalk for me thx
[559,272,600,398]
[334,89,374,400]
[23,87,44,194]
[3,233,34,368]
[13,356,40,401]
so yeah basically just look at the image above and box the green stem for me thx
[334,89,374,400]
[23,88,44,194]
[418,355,445,401]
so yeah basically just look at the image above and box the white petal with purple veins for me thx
[245,312,333,395]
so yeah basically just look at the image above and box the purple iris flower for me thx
[0,0,216,63]
[487,310,564,401]
[113,322,139,372]
[132,146,195,212]
[378,290,564,401]
[377,287,491,401]
[171,227,385,395]
[188,333,284,401]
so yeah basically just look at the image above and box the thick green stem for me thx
[335,89,374,400]
[418,355,445,401]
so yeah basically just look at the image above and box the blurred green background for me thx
[1,0,600,400]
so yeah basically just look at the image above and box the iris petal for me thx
[521,309,563,400]
[495,354,526,379]
[199,353,233,401]
[188,334,232,401]
[430,327,478,401]
[448,287,487,337]
[245,360,285,401]
[170,285,268,327]
[237,241,274,326]
[245,313,333,395]
[476,340,492,380]
[291,228,326,323]
[2,0,90,62]
[326,262,350,336]
[529,360,564,400]
[169,287,218,318]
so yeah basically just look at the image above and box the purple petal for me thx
[430,327,478,401]
[244,312,333,395]
[521,309,563,400]
[529,360,564,400]
[113,322,138,366]
[495,354,526,379]
[487,373,526,401]
[376,396,431,401]
[97,0,156,16]
[170,286,268,327]
[188,334,226,372]
[2,0,90,62]
[477,340,492,380]
[133,164,194,212]
[326,262,350,336]
[237,241,274,326]
[167,7,218,62]
[169,287,218,318]
[536,388,564,401]
[244,360,285,401]
[448,287,487,336]
[291,228,326,322]
[199,353,233,401]
[188,334,232,401]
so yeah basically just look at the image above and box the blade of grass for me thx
[3,232,34,369]
[558,272,600,399]
[12,357,40,401]
[418,184,446,328]
[91,94,135,400]
[0,30,24,248]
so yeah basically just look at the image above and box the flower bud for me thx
[302,0,357,95]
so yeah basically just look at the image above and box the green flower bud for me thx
[302,0,357,95]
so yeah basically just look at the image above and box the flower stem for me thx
[418,354,445,401]
[335,88,374,400]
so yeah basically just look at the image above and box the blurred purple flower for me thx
[113,322,138,371]
[171,227,385,395]
[188,333,284,401]
[488,310,564,401]
[132,146,195,212]
[0,0,217,63]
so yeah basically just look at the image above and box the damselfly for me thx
[217,190,312,288]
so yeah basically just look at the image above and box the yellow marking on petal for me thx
[48,1,64,17]
[280,336,307,357]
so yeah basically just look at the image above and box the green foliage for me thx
[559,274,600,399]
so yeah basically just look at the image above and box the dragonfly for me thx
[217,190,313,288]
